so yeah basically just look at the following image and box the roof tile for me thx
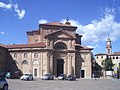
[7,43,46,49]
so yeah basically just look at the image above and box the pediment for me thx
[57,33,71,38]
[45,30,75,39]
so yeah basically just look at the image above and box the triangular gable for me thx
[45,30,75,39]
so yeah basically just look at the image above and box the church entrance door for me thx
[57,59,64,76]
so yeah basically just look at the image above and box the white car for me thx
[21,74,33,81]
[0,76,8,90]
[58,74,66,80]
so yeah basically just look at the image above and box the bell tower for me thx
[106,37,112,54]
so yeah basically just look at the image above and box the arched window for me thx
[23,53,27,58]
[96,56,98,59]
[35,40,38,43]
[22,60,28,64]
[14,53,17,58]
[34,53,38,58]
[116,56,118,59]
[108,49,110,54]
[101,56,103,59]
[113,57,115,59]
[34,68,37,76]
[110,57,111,59]
[54,42,67,50]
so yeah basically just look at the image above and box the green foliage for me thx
[102,58,114,71]
[93,62,102,71]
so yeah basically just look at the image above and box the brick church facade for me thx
[0,21,93,78]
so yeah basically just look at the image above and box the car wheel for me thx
[27,78,29,81]
[3,84,8,90]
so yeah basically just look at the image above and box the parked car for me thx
[42,73,54,80]
[0,72,6,77]
[66,75,76,81]
[21,74,33,81]
[11,71,23,79]
[58,74,66,80]
[0,76,9,90]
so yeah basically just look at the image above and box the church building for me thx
[0,21,93,78]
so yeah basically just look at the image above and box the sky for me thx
[0,0,120,55]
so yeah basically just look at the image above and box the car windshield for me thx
[59,74,64,76]
[68,75,72,77]
[44,74,50,76]
[24,74,29,76]
[0,76,5,81]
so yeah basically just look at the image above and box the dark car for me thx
[5,71,23,79]
[11,71,23,79]
[0,72,6,77]
[42,73,54,80]
[0,76,9,90]
[66,75,76,81]
[58,74,67,80]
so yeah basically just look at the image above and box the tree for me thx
[102,58,114,71]
[92,60,103,78]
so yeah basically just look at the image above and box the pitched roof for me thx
[45,30,76,39]
[7,43,46,49]
[109,52,120,56]
[95,53,107,56]
[40,22,77,28]
[0,44,7,48]
[75,44,93,50]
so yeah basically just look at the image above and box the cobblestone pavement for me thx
[7,78,120,90]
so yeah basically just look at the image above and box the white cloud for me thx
[0,31,5,35]
[87,44,98,49]
[14,4,25,19]
[39,19,48,24]
[60,8,120,49]
[0,1,25,19]
[0,2,12,9]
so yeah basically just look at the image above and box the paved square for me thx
[7,78,120,90]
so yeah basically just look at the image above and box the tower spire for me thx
[65,17,71,25]
[67,17,69,22]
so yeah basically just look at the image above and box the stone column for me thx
[50,55,53,73]
[29,52,32,74]
[46,53,50,73]
[72,55,75,75]
[19,52,22,71]
[68,54,72,75]
[64,57,67,75]
[50,40,53,49]
[40,52,43,76]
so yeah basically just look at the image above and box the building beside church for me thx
[95,37,120,74]
[0,21,93,78]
